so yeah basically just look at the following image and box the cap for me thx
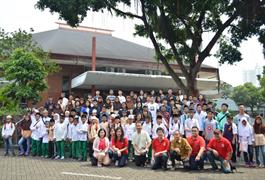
[6,115,12,119]
[92,109,97,113]
[128,115,134,119]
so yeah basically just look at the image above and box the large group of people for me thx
[1,89,265,173]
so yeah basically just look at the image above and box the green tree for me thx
[232,82,263,115]
[36,0,265,95]
[0,28,59,74]
[219,82,234,98]
[1,49,48,104]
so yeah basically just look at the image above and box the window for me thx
[62,76,70,97]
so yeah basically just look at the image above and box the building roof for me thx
[32,25,216,69]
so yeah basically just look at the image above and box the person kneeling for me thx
[170,130,192,170]
[132,122,152,167]
[112,127,128,167]
[93,128,110,167]
[151,127,170,170]
[207,129,233,173]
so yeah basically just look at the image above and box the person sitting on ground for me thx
[170,130,192,170]
[207,129,233,173]
[151,127,170,171]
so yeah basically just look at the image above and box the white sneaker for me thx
[60,156,64,160]
[55,155,60,159]
[115,161,119,167]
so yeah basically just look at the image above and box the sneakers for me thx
[97,163,102,167]
[115,161,119,167]
[259,164,265,168]
[4,152,8,156]
[54,155,60,159]
[60,156,64,160]
[249,162,255,167]
[19,152,24,156]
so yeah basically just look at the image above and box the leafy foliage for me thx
[1,49,48,103]
[36,0,265,95]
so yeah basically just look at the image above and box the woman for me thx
[81,100,91,114]
[88,116,100,160]
[108,127,116,160]
[18,114,32,156]
[111,127,128,167]
[253,115,265,168]
[93,128,110,167]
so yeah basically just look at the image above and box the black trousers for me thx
[48,141,55,158]
[151,153,168,170]
[135,154,147,167]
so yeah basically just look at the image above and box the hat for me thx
[6,115,12,119]
[241,117,247,122]
[74,115,79,119]
[92,109,97,113]
[111,114,117,118]
[128,115,134,119]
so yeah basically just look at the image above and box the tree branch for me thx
[139,0,187,91]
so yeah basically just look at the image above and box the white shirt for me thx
[67,123,74,139]
[184,118,199,138]
[147,102,159,124]
[54,122,67,141]
[78,123,88,141]
[194,111,207,131]
[169,120,183,141]
[71,124,79,141]
[42,117,51,123]
[1,123,15,137]
[30,119,44,140]
[132,130,151,155]
[142,122,152,136]
[42,127,49,143]
[152,123,168,138]
[118,95,126,104]
[125,123,136,141]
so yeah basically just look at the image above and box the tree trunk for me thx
[186,74,199,97]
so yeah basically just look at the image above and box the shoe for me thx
[97,163,102,167]
[12,152,16,156]
[54,155,60,159]
[115,161,119,167]
[25,153,29,156]
[60,156,64,160]
[4,153,8,156]
[249,162,255,167]
[44,155,48,158]
[41,155,44,158]
[245,162,250,167]
[19,152,24,156]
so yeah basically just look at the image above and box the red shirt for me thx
[187,136,206,156]
[207,137,233,160]
[152,137,170,155]
[111,137,128,155]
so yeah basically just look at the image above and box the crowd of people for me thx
[2,89,265,173]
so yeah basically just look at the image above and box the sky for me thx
[0,0,264,87]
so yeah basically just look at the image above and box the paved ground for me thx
[0,152,264,180]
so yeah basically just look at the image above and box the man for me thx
[117,90,126,104]
[42,110,51,123]
[147,97,160,125]
[170,130,192,170]
[151,127,170,170]
[216,103,229,131]
[223,114,237,163]
[132,122,152,167]
[207,129,233,173]
[184,109,199,138]
[194,104,207,136]
[180,105,189,136]
[234,104,251,126]
[187,126,205,170]
[107,89,116,102]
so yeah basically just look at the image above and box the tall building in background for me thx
[243,64,263,86]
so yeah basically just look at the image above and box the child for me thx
[66,115,74,158]
[184,109,199,138]
[169,114,183,141]
[41,122,49,158]
[203,110,218,144]
[54,114,67,160]
[152,115,168,138]
[124,115,136,161]
[78,114,88,161]
[100,114,109,137]
[71,117,80,159]
[238,117,255,167]
[30,112,44,156]
[2,115,15,156]
[48,119,55,158]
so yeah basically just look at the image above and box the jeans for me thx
[113,153,128,167]
[4,137,14,154]
[255,145,265,166]
[135,154,147,166]
[18,137,30,154]
[243,145,254,164]
[206,151,231,173]
[151,153,168,170]
[189,155,204,170]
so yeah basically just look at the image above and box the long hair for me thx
[114,127,124,143]
[253,115,265,134]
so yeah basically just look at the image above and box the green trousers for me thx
[55,141,65,157]
[65,141,72,158]
[42,143,49,157]
[80,141,87,161]
[71,141,80,159]
[31,139,41,156]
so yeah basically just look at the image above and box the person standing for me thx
[253,115,265,168]
[203,110,218,144]
[54,115,67,160]
[2,115,15,156]
[132,122,152,167]
[18,114,32,156]
[184,109,199,138]
[216,103,229,131]
[30,112,44,156]
[194,104,207,136]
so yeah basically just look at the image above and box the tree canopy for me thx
[36,0,265,95]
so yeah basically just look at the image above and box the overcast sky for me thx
[1,0,264,86]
